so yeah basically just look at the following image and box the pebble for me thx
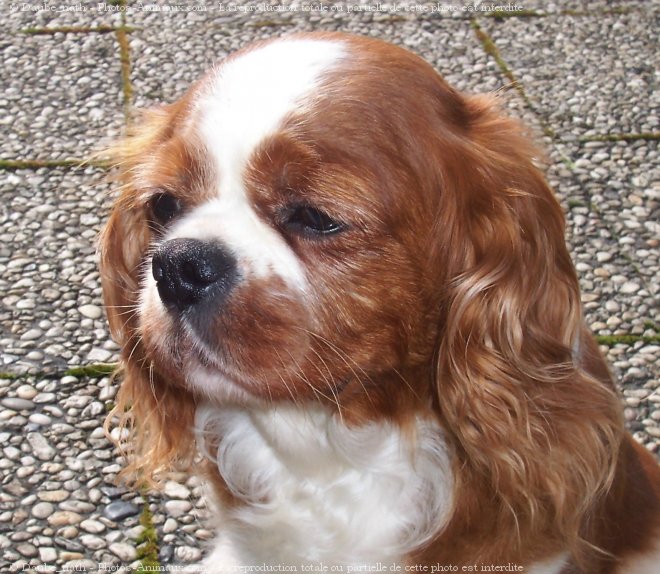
[32,502,54,519]
[1,398,35,411]
[38,490,69,503]
[16,385,37,400]
[81,401,104,418]
[604,300,620,312]
[109,542,137,561]
[79,304,103,319]
[165,500,193,517]
[87,347,113,362]
[58,527,79,540]
[39,547,58,563]
[79,534,105,550]
[3,447,20,460]
[648,427,660,439]
[63,395,94,409]
[60,500,95,513]
[164,481,192,499]
[80,518,106,534]
[47,511,82,527]
[160,545,175,562]
[163,518,178,534]
[33,392,56,403]
[104,501,140,521]
[100,486,128,499]
[620,281,640,294]
[88,488,103,503]
[26,432,56,461]
[16,543,37,558]
[20,328,43,341]
[126,525,145,540]
[28,413,52,425]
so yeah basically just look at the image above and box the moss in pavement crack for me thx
[136,496,161,569]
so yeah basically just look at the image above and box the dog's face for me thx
[104,35,476,416]
[101,36,624,547]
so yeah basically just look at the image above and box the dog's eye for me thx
[149,192,182,226]
[286,206,345,236]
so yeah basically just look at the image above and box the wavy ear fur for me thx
[99,107,197,487]
[434,95,623,559]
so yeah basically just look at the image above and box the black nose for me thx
[151,238,237,311]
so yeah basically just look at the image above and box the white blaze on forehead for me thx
[200,38,345,173]
[180,37,346,289]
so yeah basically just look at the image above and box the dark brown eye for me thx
[149,192,182,227]
[286,205,345,236]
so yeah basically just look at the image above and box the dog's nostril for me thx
[151,238,236,311]
[152,258,165,283]
[181,259,219,286]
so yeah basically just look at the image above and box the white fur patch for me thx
[615,540,660,574]
[527,553,569,574]
[195,404,454,567]
[181,37,346,291]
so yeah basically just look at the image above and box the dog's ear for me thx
[99,108,197,486]
[432,95,623,556]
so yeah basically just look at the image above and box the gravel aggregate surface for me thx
[1,1,658,571]
[1,33,125,161]
[5,1,123,31]
[481,10,658,138]
[1,168,115,375]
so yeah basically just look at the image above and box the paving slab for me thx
[123,6,503,109]
[0,168,116,375]
[521,0,654,13]
[0,32,124,161]
[571,140,659,293]
[4,1,124,31]
[0,374,139,572]
[552,140,660,337]
[480,9,658,138]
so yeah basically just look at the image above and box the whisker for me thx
[273,350,301,407]
[281,348,340,412]
[389,366,421,401]
[305,345,345,422]
[300,328,376,409]
[126,334,143,366]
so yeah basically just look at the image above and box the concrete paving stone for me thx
[561,188,658,339]
[546,149,657,337]
[4,0,124,31]
[0,31,124,161]
[520,0,655,13]
[569,140,659,292]
[480,9,658,138]
[0,374,143,568]
[122,2,506,109]
[607,341,660,454]
[0,168,116,374]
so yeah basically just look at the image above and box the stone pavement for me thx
[0,0,658,571]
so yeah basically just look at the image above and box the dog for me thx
[99,32,660,573]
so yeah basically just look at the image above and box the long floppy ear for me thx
[434,95,623,556]
[99,108,197,487]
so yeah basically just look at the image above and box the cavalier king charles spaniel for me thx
[100,32,659,573]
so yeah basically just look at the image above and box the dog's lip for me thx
[188,354,264,397]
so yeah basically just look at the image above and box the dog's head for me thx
[100,33,621,551]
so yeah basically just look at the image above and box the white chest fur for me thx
[195,405,454,567]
